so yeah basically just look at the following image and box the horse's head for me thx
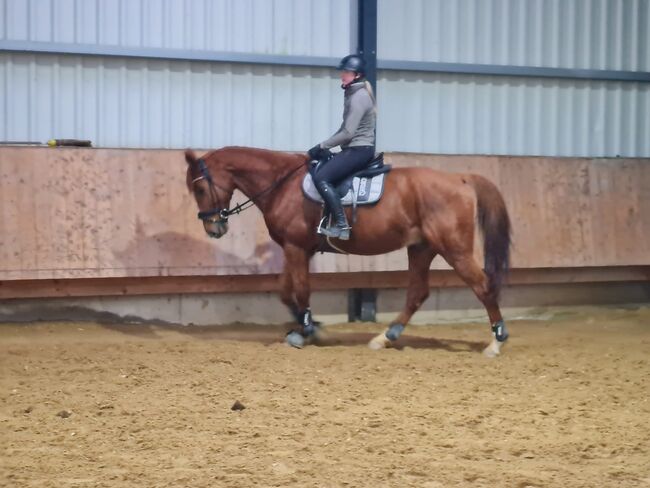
[185,149,234,239]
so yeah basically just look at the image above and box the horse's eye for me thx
[195,188,205,197]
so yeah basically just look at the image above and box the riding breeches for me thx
[312,146,375,186]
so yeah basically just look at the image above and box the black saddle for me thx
[335,153,391,197]
[311,153,392,198]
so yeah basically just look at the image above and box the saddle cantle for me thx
[302,153,392,206]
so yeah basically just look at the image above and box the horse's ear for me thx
[185,150,197,193]
[185,149,197,166]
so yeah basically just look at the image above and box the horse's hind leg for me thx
[369,244,436,350]
[444,252,508,357]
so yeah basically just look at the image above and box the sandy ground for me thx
[1,307,649,488]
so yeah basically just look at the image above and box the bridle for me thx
[192,158,304,224]
[191,159,230,224]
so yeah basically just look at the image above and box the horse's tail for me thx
[469,175,512,299]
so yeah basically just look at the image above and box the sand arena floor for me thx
[1,307,649,487]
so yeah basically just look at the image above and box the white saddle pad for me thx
[302,172,386,206]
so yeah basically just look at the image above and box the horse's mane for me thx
[186,146,307,193]
[204,146,307,169]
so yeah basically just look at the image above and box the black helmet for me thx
[337,54,366,74]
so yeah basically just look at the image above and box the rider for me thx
[307,54,376,240]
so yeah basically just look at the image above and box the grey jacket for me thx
[320,81,376,149]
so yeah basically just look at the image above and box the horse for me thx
[184,146,512,357]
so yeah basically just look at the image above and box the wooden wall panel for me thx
[388,154,650,268]
[1,147,648,281]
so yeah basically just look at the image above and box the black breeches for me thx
[312,146,374,186]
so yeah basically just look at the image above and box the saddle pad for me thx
[302,172,386,206]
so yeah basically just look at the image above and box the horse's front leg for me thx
[282,243,317,348]
[280,264,322,328]
[279,266,301,323]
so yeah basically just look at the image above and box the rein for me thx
[194,158,305,222]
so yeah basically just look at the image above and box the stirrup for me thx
[318,223,351,240]
[316,212,350,240]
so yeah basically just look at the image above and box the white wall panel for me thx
[378,0,650,71]
[377,71,650,157]
[0,53,343,150]
[2,0,649,156]
[374,0,650,156]
[1,0,352,57]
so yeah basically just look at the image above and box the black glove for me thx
[307,144,324,161]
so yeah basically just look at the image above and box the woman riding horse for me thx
[185,54,512,355]
[307,54,377,241]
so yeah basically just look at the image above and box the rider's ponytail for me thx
[364,80,377,113]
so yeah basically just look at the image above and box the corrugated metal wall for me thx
[378,0,650,71]
[377,72,650,157]
[0,52,342,150]
[1,0,351,57]
[1,0,649,156]
[0,0,351,150]
[376,0,650,156]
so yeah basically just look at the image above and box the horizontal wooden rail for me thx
[1,266,648,300]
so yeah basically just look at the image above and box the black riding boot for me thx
[316,181,351,240]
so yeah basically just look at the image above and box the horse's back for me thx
[387,166,478,206]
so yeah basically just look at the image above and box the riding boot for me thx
[316,181,351,240]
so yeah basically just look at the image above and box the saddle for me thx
[302,153,392,206]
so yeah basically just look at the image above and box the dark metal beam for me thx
[378,59,650,83]
[356,0,378,93]
[348,289,377,322]
[2,40,650,84]
[0,40,339,68]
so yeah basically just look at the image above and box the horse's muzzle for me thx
[204,221,228,239]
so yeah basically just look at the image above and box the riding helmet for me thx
[337,54,366,74]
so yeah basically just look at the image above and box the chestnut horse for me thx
[185,147,511,357]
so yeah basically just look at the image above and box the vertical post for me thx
[348,288,377,322]
[357,0,378,95]
[347,1,379,324]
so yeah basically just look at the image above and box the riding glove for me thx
[307,144,324,161]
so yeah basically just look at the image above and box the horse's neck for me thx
[229,152,301,212]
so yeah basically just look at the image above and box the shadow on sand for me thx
[97,321,486,353]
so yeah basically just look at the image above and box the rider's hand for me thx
[307,144,323,161]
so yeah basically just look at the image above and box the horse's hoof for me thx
[368,333,390,350]
[483,346,498,358]
[286,331,305,349]
[482,339,504,358]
